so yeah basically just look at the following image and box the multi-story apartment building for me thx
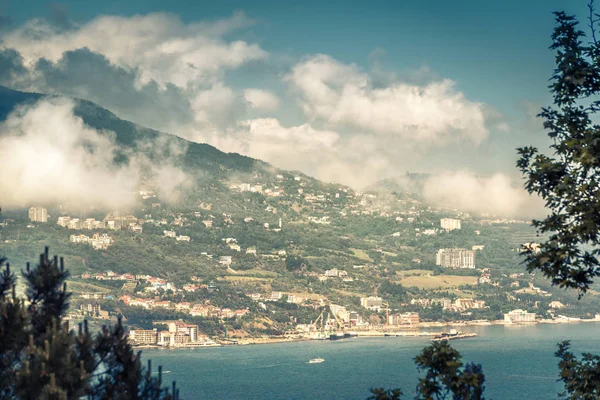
[28,206,48,223]
[57,216,70,227]
[504,309,536,323]
[440,218,461,231]
[158,331,191,347]
[129,329,158,345]
[167,321,199,342]
[360,296,383,311]
[388,312,419,326]
[435,248,475,269]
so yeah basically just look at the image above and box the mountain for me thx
[1,85,562,339]
[0,85,43,120]
[363,173,432,202]
[0,85,265,176]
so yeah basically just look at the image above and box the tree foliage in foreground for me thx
[517,4,600,294]
[0,248,176,399]
[368,341,485,400]
[518,3,600,398]
[556,341,600,399]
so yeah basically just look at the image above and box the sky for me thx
[0,0,592,216]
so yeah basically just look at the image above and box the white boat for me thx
[308,358,325,364]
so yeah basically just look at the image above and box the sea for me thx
[141,323,600,399]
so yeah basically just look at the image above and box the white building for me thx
[325,268,340,277]
[440,218,461,231]
[29,207,48,223]
[360,296,383,312]
[549,301,566,309]
[57,216,71,227]
[70,234,89,244]
[435,248,475,269]
[90,233,113,250]
[504,309,536,323]
[219,256,233,266]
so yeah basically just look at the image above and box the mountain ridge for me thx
[0,85,269,178]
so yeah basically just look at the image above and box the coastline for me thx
[132,317,600,350]
[137,321,600,400]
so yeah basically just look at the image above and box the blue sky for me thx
[0,0,592,215]
[2,0,586,102]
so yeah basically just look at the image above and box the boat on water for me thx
[307,331,329,340]
[308,358,325,364]
[431,329,477,342]
[329,331,357,340]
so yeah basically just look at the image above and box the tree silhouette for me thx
[517,3,600,294]
[0,247,177,399]
[517,3,600,397]
[368,341,485,400]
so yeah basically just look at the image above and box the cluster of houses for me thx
[307,216,331,224]
[58,214,143,233]
[388,312,420,326]
[81,271,136,281]
[480,219,527,225]
[72,302,110,319]
[119,295,250,320]
[477,270,553,297]
[233,183,264,193]
[245,291,323,306]
[478,268,492,284]
[163,230,190,242]
[415,228,437,237]
[70,233,114,250]
[58,217,105,230]
[317,268,353,282]
[515,282,552,297]
[129,321,218,347]
[409,297,486,312]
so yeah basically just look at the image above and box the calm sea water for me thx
[142,323,600,399]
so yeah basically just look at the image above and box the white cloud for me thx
[190,83,243,128]
[197,118,402,188]
[287,54,489,145]
[2,11,267,89]
[0,13,516,200]
[0,12,271,143]
[422,171,545,218]
[244,89,280,111]
[0,98,191,209]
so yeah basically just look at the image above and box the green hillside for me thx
[2,86,598,339]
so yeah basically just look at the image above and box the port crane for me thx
[383,302,390,326]
[308,305,346,338]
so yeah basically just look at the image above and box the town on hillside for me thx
[3,171,599,347]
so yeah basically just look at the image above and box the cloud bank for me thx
[0,99,190,210]
[3,11,266,88]
[422,171,545,218]
[0,10,533,216]
[287,54,489,145]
